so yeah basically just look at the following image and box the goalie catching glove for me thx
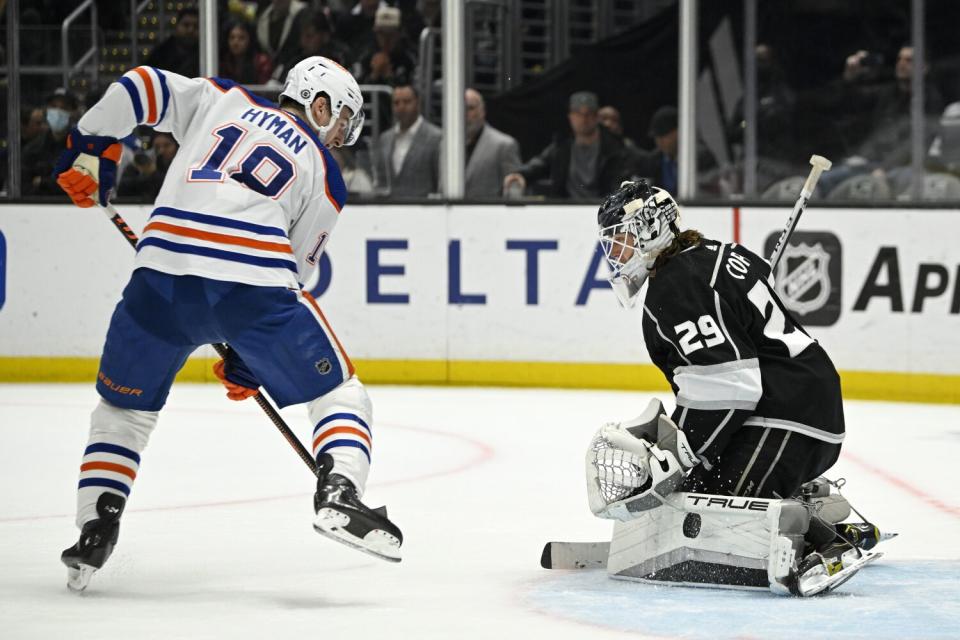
[586,399,699,520]
[212,345,261,401]
[52,128,122,208]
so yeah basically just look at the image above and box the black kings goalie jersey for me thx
[641,239,845,469]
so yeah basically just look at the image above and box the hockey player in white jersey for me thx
[54,57,402,591]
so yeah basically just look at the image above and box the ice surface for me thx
[1,384,958,639]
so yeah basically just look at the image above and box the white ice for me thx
[1,384,959,639]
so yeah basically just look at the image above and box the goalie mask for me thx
[597,180,679,307]
[281,56,365,146]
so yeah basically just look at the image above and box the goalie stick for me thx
[100,202,319,478]
[768,154,832,271]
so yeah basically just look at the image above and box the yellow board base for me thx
[0,357,957,404]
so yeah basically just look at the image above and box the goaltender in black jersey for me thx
[598,180,843,500]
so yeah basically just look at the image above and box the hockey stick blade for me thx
[541,541,610,570]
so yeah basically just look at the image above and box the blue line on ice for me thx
[526,561,960,639]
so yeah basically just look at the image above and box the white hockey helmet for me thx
[280,56,365,146]
[597,180,680,307]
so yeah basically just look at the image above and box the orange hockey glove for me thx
[212,348,261,401]
[52,129,122,208]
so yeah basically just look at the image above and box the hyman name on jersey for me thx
[240,107,309,155]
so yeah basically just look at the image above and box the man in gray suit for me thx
[373,84,441,197]
[465,88,522,198]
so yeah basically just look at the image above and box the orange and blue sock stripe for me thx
[313,412,371,462]
[78,442,140,497]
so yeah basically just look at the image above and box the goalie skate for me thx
[313,472,402,563]
[793,547,882,597]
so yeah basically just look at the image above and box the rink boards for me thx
[0,203,957,402]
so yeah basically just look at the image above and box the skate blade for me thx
[66,564,97,593]
[798,551,882,597]
[313,509,401,563]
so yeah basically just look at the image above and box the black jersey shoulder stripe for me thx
[712,290,741,360]
[708,242,726,289]
[643,304,692,366]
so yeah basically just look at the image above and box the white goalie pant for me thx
[76,399,159,527]
[307,375,373,497]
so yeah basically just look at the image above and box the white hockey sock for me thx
[76,399,159,527]
[307,376,372,497]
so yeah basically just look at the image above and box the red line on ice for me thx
[0,420,495,524]
[842,450,960,519]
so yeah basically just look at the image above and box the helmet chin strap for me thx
[304,93,332,140]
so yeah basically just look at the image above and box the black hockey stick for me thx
[768,154,832,271]
[101,203,319,477]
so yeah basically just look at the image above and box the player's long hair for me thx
[652,229,704,273]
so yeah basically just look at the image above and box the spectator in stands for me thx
[220,21,273,85]
[21,107,48,146]
[820,44,944,196]
[355,7,417,86]
[400,0,441,45]
[336,0,383,63]
[21,90,79,195]
[464,88,521,198]
[2,107,47,193]
[598,105,638,150]
[372,84,441,197]
[503,91,629,200]
[633,105,680,194]
[258,0,310,82]
[598,103,646,172]
[726,44,803,193]
[118,132,179,201]
[857,46,943,171]
[299,10,351,65]
[144,7,200,78]
[330,146,374,195]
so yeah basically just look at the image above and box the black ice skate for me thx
[312,454,402,563]
[837,522,897,550]
[61,492,125,592]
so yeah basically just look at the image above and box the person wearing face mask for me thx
[21,91,79,195]
[52,57,403,593]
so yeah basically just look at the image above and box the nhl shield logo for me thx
[775,243,831,315]
[764,231,842,326]
[315,358,333,375]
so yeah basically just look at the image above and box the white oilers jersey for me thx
[78,67,347,289]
